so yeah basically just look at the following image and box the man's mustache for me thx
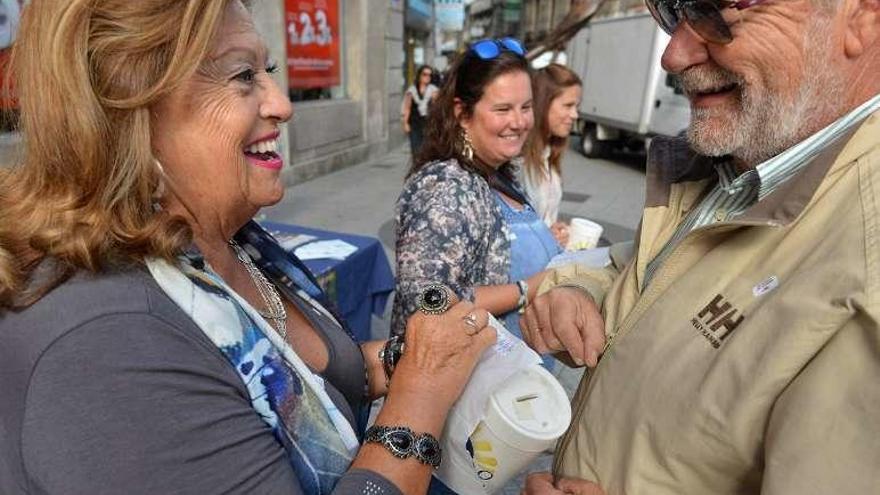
[675,66,744,95]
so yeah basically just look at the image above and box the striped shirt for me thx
[644,93,880,288]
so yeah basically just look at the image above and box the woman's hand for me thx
[550,222,570,248]
[521,472,606,495]
[352,296,496,495]
[391,299,497,412]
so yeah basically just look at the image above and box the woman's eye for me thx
[233,68,256,83]
[266,62,279,75]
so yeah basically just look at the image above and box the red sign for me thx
[285,0,341,89]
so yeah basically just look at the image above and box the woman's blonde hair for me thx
[521,64,582,184]
[0,0,235,309]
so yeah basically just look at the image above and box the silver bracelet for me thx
[516,279,529,313]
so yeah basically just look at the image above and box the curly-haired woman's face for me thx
[459,70,533,168]
[151,1,293,222]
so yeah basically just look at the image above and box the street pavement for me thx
[265,142,647,493]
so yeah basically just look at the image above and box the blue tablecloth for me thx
[261,221,394,342]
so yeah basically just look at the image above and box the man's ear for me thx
[844,0,880,58]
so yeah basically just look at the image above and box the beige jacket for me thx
[545,114,880,494]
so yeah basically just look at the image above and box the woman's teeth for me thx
[245,138,279,155]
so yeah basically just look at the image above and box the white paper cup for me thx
[437,366,572,494]
[567,217,603,251]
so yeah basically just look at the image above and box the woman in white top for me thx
[519,64,582,247]
[401,65,439,156]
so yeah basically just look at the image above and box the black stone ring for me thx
[418,284,452,315]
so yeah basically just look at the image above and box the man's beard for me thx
[680,18,844,167]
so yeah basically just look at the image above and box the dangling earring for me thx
[152,158,167,201]
[460,128,474,162]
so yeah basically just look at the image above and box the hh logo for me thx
[690,294,744,349]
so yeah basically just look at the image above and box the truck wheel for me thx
[580,125,608,158]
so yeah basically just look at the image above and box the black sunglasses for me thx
[469,37,526,60]
[645,0,767,44]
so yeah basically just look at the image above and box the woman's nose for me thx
[261,75,294,123]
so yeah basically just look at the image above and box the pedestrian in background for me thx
[401,64,439,155]
[393,39,587,370]
[518,63,582,247]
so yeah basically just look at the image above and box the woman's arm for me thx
[400,91,412,133]
[473,269,547,315]
[393,168,486,334]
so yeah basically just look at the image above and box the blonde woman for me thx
[519,64,583,247]
[0,2,494,494]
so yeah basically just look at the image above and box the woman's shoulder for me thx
[407,158,485,186]
[0,267,209,360]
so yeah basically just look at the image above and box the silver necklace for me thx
[229,240,288,338]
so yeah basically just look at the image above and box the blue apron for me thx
[494,191,562,369]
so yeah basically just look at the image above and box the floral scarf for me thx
[146,221,359,494]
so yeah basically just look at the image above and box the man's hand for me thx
[520,287,605,367]
[521,472,606,495]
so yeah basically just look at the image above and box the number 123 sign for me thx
[285,0,340,89]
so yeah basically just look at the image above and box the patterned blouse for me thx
[392,158,512,335]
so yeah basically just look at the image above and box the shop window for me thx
[284,0,345,102]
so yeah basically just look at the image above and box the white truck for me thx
[566,12,690,158]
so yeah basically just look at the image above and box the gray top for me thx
[0,267,401,495]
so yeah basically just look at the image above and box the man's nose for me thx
[661,22,711,74]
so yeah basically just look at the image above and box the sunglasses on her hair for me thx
[469,37,526,60]
[645,0,767,44]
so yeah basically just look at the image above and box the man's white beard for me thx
[682,18,844,167]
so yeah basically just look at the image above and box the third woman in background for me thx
[393,39,575,366]
[518,64,582,247]
[401,65,439,155]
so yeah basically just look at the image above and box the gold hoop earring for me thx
[461,129,474,162]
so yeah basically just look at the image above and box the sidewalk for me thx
[264,143,646,493]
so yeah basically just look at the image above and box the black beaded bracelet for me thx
[365,425,442,469]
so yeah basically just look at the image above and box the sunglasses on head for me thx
[645,0,767,44]
[469,37,526,60]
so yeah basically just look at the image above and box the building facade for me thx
[253,0,408,185]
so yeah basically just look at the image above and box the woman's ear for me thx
[453,98,469,130]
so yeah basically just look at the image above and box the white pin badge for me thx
[753,276,779,297]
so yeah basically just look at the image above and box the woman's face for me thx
[546,84,581,139]
[459,70,533,168]
[420,68,433,83]
[151,1,293,226]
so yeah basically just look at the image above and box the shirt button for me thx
[714,209,727,221]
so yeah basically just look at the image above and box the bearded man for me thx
[519,0,880,493]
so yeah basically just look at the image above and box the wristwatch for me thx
[365,425,442,469]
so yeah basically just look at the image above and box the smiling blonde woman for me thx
[0,2,495,494]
